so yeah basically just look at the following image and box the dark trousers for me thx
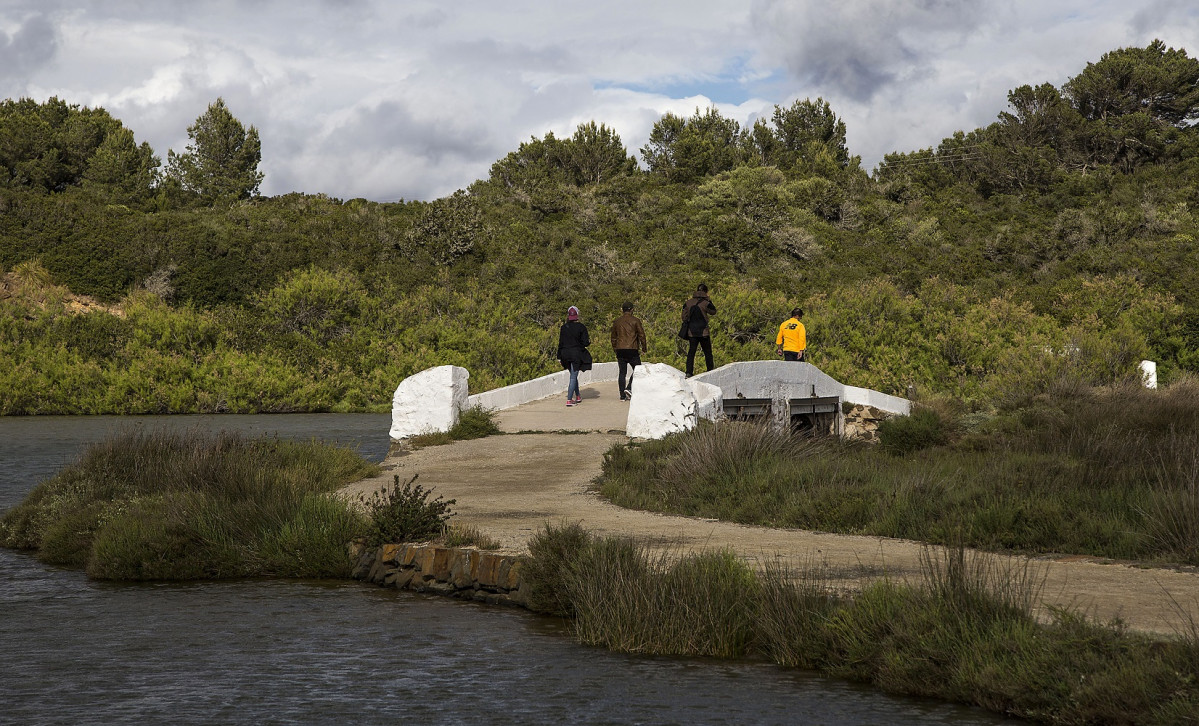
[615,349,640,397]
[783,350,805,362]
[686,336,713,376]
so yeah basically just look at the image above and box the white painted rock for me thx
[1141,360,1157,389]
[390,365,470,440]
[626,363,698,439]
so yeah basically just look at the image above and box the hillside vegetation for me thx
[1,41,1197,414]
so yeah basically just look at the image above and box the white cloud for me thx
[1,0,1196,199]
[749,0,1199,167]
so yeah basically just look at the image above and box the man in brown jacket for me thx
[610,301,648,401]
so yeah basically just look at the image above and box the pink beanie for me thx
[567,306,579,321]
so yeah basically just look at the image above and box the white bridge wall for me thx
[392,360,909,441]
[692,361,910,416]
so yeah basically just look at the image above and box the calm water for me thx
[0,415,1021,725]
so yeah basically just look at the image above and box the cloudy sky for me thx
[2,1,1197,202]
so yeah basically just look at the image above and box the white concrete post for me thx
[390,365,470,440]
[626,363,699,439]
[1140,360,1158,390]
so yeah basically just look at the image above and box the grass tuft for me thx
[407,406,502,449]
[525,524,757,657]
[439,522,501,550]
[524,522,593,617]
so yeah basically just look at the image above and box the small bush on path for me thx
[359,474,456,546]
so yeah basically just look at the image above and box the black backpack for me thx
[686,301,708,336]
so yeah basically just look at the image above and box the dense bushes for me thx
[0,245,1184,414]
[0,428,379,579]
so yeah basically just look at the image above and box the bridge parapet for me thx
[693,361,910,416]
[390,360,909,443]
[465,362,618,411]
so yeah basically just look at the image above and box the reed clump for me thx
[600,379,1199,565]
[524,524,1199,724]
[525,524,756,658]
[0,427,379,580]
[439,522,501,550]
[406,406,502,449]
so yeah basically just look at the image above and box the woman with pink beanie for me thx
[556,305,591,406]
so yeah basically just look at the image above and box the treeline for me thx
[1,41,1197,414]
[879,40,1199,194]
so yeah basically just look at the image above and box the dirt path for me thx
[343,383,1199,636]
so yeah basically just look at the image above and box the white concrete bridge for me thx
[390,360,910,441]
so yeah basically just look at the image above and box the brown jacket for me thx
[610,312,647,352]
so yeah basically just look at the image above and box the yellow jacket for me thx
[776,317,806,352]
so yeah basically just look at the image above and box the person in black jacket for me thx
[557,305,590,406]
[681,284,716,377]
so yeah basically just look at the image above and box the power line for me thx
[877,145,990,168]
[880,153,986,168]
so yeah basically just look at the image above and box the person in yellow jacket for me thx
[775,308,806,361]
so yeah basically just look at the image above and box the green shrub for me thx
[450,406,502,439]
[360,474,456,546]
[0,428,378,580]
[877,408,949,455]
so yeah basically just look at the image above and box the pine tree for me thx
[166,98,263,203]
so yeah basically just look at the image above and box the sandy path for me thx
[343,384,1199,636]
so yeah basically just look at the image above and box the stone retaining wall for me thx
[350,541,530,607]
[842,404,893,442]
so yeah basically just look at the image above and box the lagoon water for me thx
[0,415,1021,725]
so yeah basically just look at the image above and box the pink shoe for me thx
[566,400,575,406]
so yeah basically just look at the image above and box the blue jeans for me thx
[567,363,581,400]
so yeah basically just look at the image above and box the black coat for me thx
[557,320,591,368]
[682,293,716,338]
